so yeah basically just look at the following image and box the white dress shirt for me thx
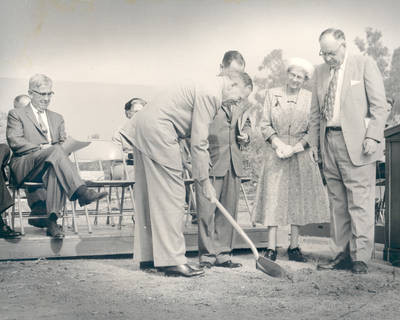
[30,103,52,143]
[327,51,348,128]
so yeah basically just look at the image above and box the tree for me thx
[385,47,400,99]
[385,47,400,126]
[0,112,7,143]
[354,27,390,78]
[253,49,286,104]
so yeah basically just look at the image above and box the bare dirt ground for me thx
[1,249,399,320]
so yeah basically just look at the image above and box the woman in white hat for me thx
[252,57,329,262]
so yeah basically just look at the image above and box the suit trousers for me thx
[322,130,376,262]
[10,145,84,217]
[133,147,187,267]
[0,144,13,214]
[196,164,240,264]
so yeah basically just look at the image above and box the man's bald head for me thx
[14,94,31,109]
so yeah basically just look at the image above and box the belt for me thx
[326,126,342,132]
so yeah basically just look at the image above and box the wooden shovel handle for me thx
[215,200,259,260]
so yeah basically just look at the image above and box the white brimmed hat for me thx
[286,57,314,79]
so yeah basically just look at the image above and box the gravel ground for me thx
[1,249,399,320]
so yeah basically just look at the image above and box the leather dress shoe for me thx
[288,247,307,262]
[263,248,277,261]
[0,224,21,239]
[160,264,205,277]
[215,260,242,268]
[317,252,352,271]
[199,261,214,268]
[352,261,368,274]
[78,188,108,207]
[46,221,65,239]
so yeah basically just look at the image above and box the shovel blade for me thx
[256,256,286,278]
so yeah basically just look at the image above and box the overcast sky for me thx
[1,0,399,86]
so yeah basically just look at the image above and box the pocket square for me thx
[351,80,360,86]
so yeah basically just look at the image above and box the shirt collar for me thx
[30,103,45,114]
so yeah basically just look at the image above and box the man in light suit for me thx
[196,51,250,268]
[309,29,388,274]
[6,74,107,238]
[123,70,253,277]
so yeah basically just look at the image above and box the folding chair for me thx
[72,140,135,233]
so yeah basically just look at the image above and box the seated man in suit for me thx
[6,74,108,239]
[0,143,21,239]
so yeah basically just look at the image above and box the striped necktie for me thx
[37,109,49,141]
[322,66,340,120]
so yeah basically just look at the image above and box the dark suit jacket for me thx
[208,102,247,178]
[6,104,66,185]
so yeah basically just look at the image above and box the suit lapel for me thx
[46,110,56,141]
[24,105,47,138]
[340,55,353,108]
[320,64,331,103]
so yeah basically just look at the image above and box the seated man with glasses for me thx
[6,74,108,239]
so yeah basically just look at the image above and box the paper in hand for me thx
[62,137,91,154]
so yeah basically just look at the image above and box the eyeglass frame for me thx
[319,42,344,58]
[29,89,55,97]
[287,71,305,81]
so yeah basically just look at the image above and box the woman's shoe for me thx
[263,248,277,261]
[287,247,307,262]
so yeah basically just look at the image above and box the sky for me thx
[1,0,400,86]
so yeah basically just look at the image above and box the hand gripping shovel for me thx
[215,200,286,278]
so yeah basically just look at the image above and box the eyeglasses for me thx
[30,89,54,97]
[319,43,343,58]
[288,72,305,81]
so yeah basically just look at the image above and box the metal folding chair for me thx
[72,140,135,233]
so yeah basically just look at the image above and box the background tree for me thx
[253,49,286,105]
[0,111,7,144]
[385,47,400,126]
[354,27,390,78]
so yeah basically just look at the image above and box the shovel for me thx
[215,200,286,278]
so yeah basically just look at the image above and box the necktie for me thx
[221,102,233,123]
[37,109,49,141]
[322,66,339,120]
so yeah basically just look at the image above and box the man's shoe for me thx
[160,264,205,277]
[77,187,108,207]
[199,261,214,269]
[215,260,242,268]
[263,248,277,261]
[46,221,65,239]
[0,224,21,239]
[352,261,368,274]
[139,261,155,270]
[288,247,308,262]
[317,252,352,271]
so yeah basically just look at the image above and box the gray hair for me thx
[319,28,346,42]
[29,74,53,90]
[225,70,253,91]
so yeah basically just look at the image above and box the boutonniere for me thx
[274,94,282,107]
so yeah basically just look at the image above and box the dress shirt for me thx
[30,103,52,142]
[327,51,348,128]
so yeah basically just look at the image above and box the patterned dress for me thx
[253,87,329,227]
